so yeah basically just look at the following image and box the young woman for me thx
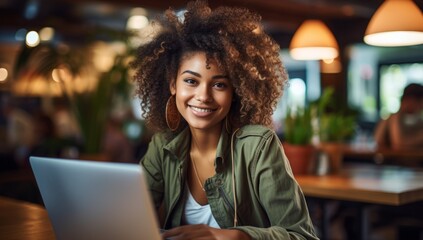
[132,1,318,239]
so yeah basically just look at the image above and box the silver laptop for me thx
[29,156,162,240]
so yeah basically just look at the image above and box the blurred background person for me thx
[374,83,423,150]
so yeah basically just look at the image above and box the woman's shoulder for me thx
[148,131,175,148]
[234,125,279,150]
[142,132,175,161]
[236,124,276,140]
[149,128,191,152]
[234,125,284,166]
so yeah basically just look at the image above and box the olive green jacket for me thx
[140,125,318,240]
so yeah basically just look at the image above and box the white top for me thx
[184,188,220,228]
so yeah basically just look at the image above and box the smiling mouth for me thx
[189,105,216,113]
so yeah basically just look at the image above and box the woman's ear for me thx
[169,79,176,95]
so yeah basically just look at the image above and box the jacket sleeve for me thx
[234,132,319,240]
[140,133,165,211]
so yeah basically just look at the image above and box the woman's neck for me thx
[189,125,222,156]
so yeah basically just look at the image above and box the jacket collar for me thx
[163,128,191,163]
[163,126,231,173]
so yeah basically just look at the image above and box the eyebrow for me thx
[181,70,228,80]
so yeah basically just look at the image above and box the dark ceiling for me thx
[1,0,422,49]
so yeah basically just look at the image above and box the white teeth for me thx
[191,106,213,112]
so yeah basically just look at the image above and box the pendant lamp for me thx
[364,0,423,47]
[321,58,342,74]
[289,20,339,60]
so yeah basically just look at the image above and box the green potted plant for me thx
[316,87,358,173]
[284,106,313,145]
[283,104,316,175]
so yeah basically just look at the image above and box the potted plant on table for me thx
[283,103,316,175]
[316,87,357,173]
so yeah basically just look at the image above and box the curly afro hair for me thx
[132,0,288,133]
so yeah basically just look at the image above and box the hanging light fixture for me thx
[321,58,342,74]
[364,0,423,47]
[289,19,339,60]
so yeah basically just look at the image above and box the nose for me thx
[195,85,213,103]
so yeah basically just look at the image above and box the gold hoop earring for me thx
[166,95,180,131]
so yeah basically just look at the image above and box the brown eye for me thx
[183,78,197,85]
[213,82,228,90]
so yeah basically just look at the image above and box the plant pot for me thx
[319,142,345,174]
[282,143,316,175]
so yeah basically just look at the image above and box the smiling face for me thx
[170,52,233,133]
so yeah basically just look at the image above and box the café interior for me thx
[0,0,422,239]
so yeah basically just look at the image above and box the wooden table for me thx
[0,197,55,240]
[296,163,423,205]
[295,163,423,240]
[338,145,423,167]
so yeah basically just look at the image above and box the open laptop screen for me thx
[29,156,162,240]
